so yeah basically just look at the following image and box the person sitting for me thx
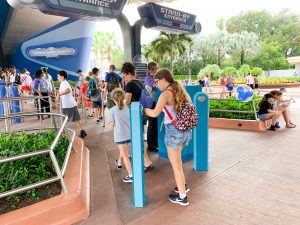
[258,93,280,131]
[270,90,296,128]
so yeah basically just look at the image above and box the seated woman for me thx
[270,90,296,128]
[258,93,281,131]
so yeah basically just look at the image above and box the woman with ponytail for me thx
[109,88,133,183]
[144,69,192,206]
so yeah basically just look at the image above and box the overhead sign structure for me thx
[138,2,201,34]
[7,0,126,20]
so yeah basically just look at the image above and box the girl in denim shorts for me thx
[144,69,191,206]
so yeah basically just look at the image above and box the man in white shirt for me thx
[245,72,254,89]
[56,70,87,138]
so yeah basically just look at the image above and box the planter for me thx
[258,83,300,88]
[0,137,90,225]
[209,117,271,131]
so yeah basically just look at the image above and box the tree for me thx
[92,32,119,66]
[209,31,230,67]
[250,67,263,76]
[222,66,237,75]
[199,64,222,80]
[238,64,250,77]
[151,32,192,72]
[229,31,260,65]
[192,35,217,67]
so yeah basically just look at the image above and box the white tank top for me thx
[163,104,177,124]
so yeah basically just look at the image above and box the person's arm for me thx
[125,92,132,106]
[144,91,168,118]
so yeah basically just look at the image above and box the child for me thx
[270,90,296,128]
[80,76,93,117]
[258,93,280,131]
[109,88,133,183]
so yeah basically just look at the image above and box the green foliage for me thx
[250,67,263,76]
[174,75,198,81]
[210,96,261,120]
[238,64,250,77]
[0,131,69,195]
[222,66,237,75]
[199,64,222,80]
[53,81,77,88]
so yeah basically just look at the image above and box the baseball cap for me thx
[279,87,286,92]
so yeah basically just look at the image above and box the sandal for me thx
[289,121,296,126]
[286,124,296,128]
[144,165,155,173]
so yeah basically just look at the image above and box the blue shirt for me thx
[105,72,122,83]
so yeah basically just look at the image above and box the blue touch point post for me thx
[130,102,145,207]
[193,92,209,171]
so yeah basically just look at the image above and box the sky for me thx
[95,0,300,47]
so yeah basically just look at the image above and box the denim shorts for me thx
[164,123,192,149]
[116,140,130,145]
[258,114,268,121]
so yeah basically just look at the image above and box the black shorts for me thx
[92,101,102,108]
[62,107,81,122]
[254,84,259,89]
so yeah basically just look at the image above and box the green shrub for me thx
[209,96,261,120]
[0,131,69,194]
[222,66,237,75]
[198,64,222,80]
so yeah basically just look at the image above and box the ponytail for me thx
[111,88,125,110]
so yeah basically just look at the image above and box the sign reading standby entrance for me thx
[139,3,196,29]
[28,47,76,58]
[71,0,123,9]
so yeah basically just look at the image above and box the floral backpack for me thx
[164,89,198,131]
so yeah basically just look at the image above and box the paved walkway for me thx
[2,88,300,225]
[73,88,300,225]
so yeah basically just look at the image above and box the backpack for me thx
[164,90,198,131]
[107,73,120,91]
[38,78,48,93]
[87,78,97,97]
[140,88,153,108]
[131,80,153,108]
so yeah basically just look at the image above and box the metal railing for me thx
[0,95,53,131]
[0,112,76,199]
[209,97,261,120]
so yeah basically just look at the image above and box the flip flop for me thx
[144,165,155,173]
[286,125,296,128]
[289,121,296,126]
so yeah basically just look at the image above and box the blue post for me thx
[157,85,203,162]
[0,85,6,116]
[193,92,209,171]
[130,102,145,207]
[9,86,22,124]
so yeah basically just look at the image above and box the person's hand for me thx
[55,94,60,103]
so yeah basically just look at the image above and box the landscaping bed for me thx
[209,96,261,120]
[0,131,69,214]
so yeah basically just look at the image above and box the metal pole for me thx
[49,150,68,193]
[102,91,105,127]
[252,100,258,120]
[4,101,9,132]
[38,98,42,124]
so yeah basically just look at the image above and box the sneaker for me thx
[99,116,103,120]
[169,193,189,206]
[269,125,276,131]
[123,175,133,183]
[174,184,190,193]
[114,160,122,170]
[79,130,87,138]
[274,122,280,128]
[96,119,100,124]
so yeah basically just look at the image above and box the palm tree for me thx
[151,32,192,72]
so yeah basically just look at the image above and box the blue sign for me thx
[8,0,126,19]
[138,3,201,34]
